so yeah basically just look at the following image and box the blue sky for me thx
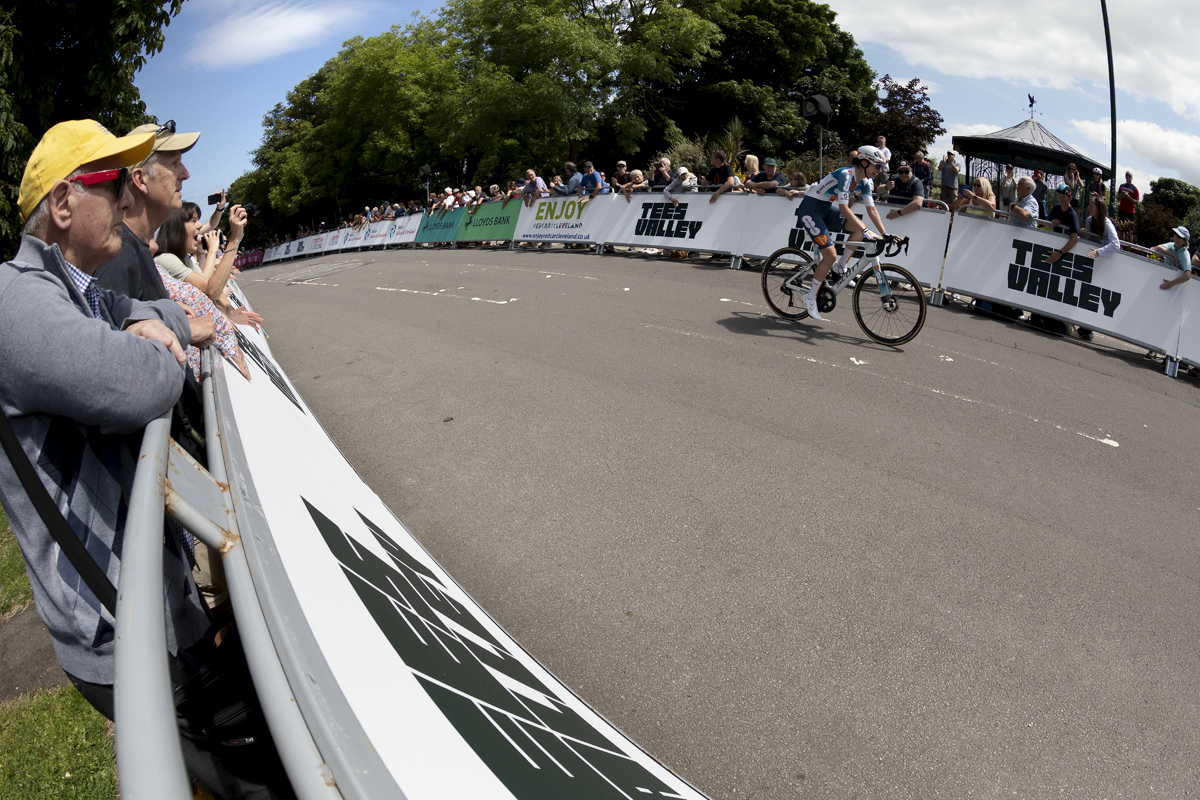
[135,0,1198,209]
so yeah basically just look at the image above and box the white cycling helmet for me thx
[856,145,887,166]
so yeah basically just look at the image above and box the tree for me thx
[1143,177,1200,220]
[0,1,185,256]
[858,75,945,170]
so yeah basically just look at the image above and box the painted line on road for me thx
[375,287,518,305]
[643,322,1120,449]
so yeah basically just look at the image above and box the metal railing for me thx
[113,349,342,800]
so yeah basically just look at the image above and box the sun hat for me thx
[18,119,156,222]
[127,120,200,159]
[1171,225,1191,240]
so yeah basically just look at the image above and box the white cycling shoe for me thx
[803,293,823,321]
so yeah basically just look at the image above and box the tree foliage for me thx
[233,0,943,240]
[0,1,184,256]
[1143,177,1200,220]
[859,75,945,170]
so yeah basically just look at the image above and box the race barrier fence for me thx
[257,192,1200,368]
[113,285,712,799]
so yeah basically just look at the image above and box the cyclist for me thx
[795,145,890,320]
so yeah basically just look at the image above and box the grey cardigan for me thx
[0,236,209,684]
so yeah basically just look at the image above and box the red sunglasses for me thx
[68,167,129,199]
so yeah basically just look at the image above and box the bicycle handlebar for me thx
[882,234,910,259]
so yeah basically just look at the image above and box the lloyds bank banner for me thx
[416,207,466,243]
[456,202,519,241]
[512,195,618,242]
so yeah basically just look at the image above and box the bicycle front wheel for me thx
[852,263,927,345]
[761,247,815,320]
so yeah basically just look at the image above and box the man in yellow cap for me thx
[0,119,206,702]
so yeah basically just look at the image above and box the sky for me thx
[134,0,1198,210]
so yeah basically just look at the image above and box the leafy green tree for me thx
[0,1,184,256]
[1143,177,1200,220]
[858,75,945,170]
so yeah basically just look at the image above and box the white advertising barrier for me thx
[343,225,367,250]
[1178,302,1200,366]
[941,214,1193,354]
[290,235,316,258]
[309,231,328,254]
[735,195,952,287]
[602,191,749,253]
[326,226,354,252]
[216,310,710,800]
[512,195,620,243]
[386,212,423,245]
[363,220,391,248]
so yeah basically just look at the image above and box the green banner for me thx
[416,207,466,242]
[455,202,521,241]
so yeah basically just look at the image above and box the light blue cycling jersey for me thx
[805,166,875,210]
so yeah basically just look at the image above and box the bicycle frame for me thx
[782,236,892,298]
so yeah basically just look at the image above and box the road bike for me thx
[760,234,928,346]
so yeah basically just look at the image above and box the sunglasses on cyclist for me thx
[68,167,130,200]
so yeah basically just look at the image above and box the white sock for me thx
[835,247,854,270]
[806,280,821,299]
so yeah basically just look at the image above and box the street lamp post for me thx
[1100,0,1117,216]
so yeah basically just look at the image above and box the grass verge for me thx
[0,504,35,618]
[0,685,116,799]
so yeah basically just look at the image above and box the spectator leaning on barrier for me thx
[702,149,736,203]
[745,157,786,196]
[884,161,925,219]
[1155,226,1192,290]
[1046,183,1082,264]
[661,166,696,207]
[0,118,207,742]
[777,171,808,201]
[650,157,676,190]
[612,160,633,189]
[938,150,960,203]
[1117,171,1139,222]
[955,177,996,218]
[1007,176,1040,228]
[1084,195,1120,260]
[522,170,550,207]
[621,169,649,201]
[579,161,603,203]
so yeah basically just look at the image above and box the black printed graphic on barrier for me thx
[1007,239,1121,317]
[306,500,696,800]
[634,203,702,239]
[296,240,306,253]
[284,242,292,255]
[232,329,304,413]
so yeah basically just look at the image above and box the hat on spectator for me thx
[617,160,626,166]
[582,161,593,168]
[444,187,453,194]
[1056,183,1071,194]
[127,120,200,158]
[1171,225,1190,239]
[1033,169,1043,178]
[679,167,689,175]
[897,160,910,169]
[18,119,156,222]
[763,158,778,166]
[1092,167,1102,175]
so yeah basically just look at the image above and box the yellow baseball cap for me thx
[18,120,155,222]
[127,121,200,158]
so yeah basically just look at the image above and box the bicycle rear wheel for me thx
[761,247,815,320]
[851,263,927,345]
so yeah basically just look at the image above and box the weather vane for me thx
[1028,94,1037,119]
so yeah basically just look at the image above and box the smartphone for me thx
[207,192,223,205]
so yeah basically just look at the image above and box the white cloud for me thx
[826,0,1200,122]
[1071,119,1200,187]
[182,0,376,68]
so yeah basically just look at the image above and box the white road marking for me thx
[939,355,954,362]
[642,323,1120,449]
[850,357,867,365]
[375,287,517,305]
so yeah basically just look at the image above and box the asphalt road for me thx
[241,245,1200,799]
